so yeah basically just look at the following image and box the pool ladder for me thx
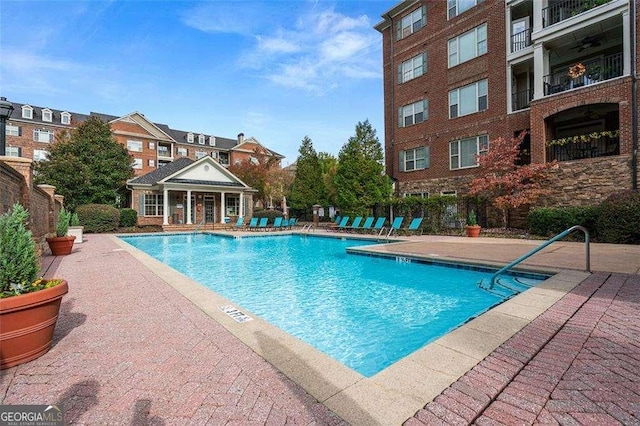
[478,225,591,293]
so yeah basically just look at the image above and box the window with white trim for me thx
[132,158,143,169]
[449,79,487,118]
[177,147,188,156]
[148,141,155,149]
[60,112,71,125]
[210,151,218,158]
[219,152,229,165]
[187,133,194,143]
[448,24,487,67]
[148,159,155,167]
[6,124,21,136]
[449,134,488,170]
[448,0,482,19]
[397,5,426,40]
[5,146,21,157]
[405,192,429,198]
[195,150,207,159]
[209,136,216,146]
[33,149,49,162]
[399,146,430,172]
[33,129,54,143]
[398,53,427,83]
[198,134,205,145]
[398,99,428,127]
[127,140,143,152]
[22,105,33,119]
[144,194,164,216]
[226,195,240,216]
[42,109,52,122]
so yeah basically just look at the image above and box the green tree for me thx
[289,136,325,217]
[318,152,338,207]
[334,120,392,216]
[34,116,134,211]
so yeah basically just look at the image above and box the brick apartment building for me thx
[375,0,638,225]
[2,102,283,229]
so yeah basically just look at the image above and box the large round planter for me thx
[0,280,68,369]
[46,235,76,255]
[465,225,481,237]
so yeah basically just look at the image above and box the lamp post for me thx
[0,97,15,156]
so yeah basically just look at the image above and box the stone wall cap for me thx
[0,156,33,164]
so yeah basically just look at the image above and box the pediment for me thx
[110,112,174,141]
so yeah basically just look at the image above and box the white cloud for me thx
[256,35,301,54]
[180,3,263,36]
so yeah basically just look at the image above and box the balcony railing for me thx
[546,134,620,162]
[512,88,533,111]
[543,53,622,96]
[511,28,532,53]
[543,0,613,28]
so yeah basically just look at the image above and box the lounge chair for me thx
[371,217,386,236]
[245,217,259,231]
[386,217,404,238]
[257,217,269,231]
[359,217,375,233]
[342,216,363,232]
[227,216,244,231]
[281,218,289,229]
[400,217,424,236]
[333,216,350,231]
[271,216,283,231]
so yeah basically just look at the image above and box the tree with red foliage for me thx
[468,133,556,228]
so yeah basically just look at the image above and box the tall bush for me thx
[76,204,120,233]
[119,208,138,228]
[595,190,640,244]
[0,204,39,295]
[528,206,598,237]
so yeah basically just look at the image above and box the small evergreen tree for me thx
[34,116,134,212]
[0,204,39,295]
[334,120,392,216]
[289,136,325,217]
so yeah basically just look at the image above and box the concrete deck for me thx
[1,231,638,425]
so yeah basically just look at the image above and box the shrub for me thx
[56,208,72,237]
[527,206,598,237]
[119,208,138,228]
[76,204,120,233]
[252,209,283,221]
[70,212,80,227]
[0,204,39,296]
[595,190,640,244]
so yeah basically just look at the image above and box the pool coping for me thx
[110,234,590,426]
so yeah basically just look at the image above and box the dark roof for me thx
[128,157,194,185]
[167,178,244,187]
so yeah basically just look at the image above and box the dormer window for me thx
[198,134,205,145]
[60,111,71,125]
[187,133,194,143]
[22,105,33,119]
[42,108,52,122]
[209,136,216,146]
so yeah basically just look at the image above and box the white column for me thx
[507,63,513,113]
[186,189,192,224]
[505,3,512,55]
[533,42,546,100]
[532,0,544,33]
[162,188,169,225]
[239,193,244,217]
[622,11,631,76]
[220,192,226,224]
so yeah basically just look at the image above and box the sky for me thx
[0,0,398,166]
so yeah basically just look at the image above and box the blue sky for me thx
[0,0,397,165]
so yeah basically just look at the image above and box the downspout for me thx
[631,0,638,190]
[386,13,396,191]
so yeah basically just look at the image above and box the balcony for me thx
[157,144,173,160]
[542,0,613,28]
[543,53,622,96]
[512,88,534,111]
[511,28,532,53]
[546,132,619,162]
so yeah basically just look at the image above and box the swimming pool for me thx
[120,233,545,377]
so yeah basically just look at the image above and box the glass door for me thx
[204,196,215,223]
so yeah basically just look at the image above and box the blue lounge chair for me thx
[371,217,386,236]
[386,217,404,238]
[359,217,375,233]
[257,217,269,231]
[281,218,289,229]
[343,216,362,232]
[227,216,244,231]
[246,217,259,231]
[334,216,350,231]
[271,216,283,230]
[400,217,424,236]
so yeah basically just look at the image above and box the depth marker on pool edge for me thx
[220,305,253,323]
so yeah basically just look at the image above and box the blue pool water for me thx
[120,233,545,377]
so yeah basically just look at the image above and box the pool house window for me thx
[226,195,240,216]
[449,79,487,118]
[399,146,430,172]
[449,134,488,170]
[144,194,164,216]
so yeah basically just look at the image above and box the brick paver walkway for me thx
[0,235,345,425]
[408,272,640,425]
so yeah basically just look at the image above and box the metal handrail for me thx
[488,225,590,289]
[193,218,206,232]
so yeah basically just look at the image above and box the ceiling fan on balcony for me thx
[573,35,602,52]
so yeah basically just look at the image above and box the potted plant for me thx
[465,210,481,237]
[67,212,83,244]
[46,207,75,255]
[1,203,68,369]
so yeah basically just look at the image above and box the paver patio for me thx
[1,231,639,425]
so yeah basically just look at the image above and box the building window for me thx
[157,146,169,157]
[210,151,218,159]
[187,133,194,143]
[132,158,143,169]
[5,146,21,157]
[399,146,430,172]
[405,192,429,198]
[127,140,143,152]
[33,129,54,143]
[22,105,33,119]
[42,109,52,122]
[144,194,164,216]
[195,150,206,159]
[33,149,49,162]
[398,99,428,127]
[219,152,230,165]
[61,112,71,125]
[449,134,488,170]
[177,147,188,156]
[226,195,240,216]
[448,24,487,67]
[198,134,205,145]
[398,53,427,83]
[149,141,155,150]
[449,79,488,118]
[448,0,482,19]
[209,136,216,146]
[397,5,426,40]
[148,159,155,167]
[6,124,21,136]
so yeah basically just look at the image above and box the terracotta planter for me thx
[0,280,68,369]
[465,225,481,237]
[46,235,76,255]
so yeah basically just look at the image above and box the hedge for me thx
[527,206,598,237]
[119,208,138,228]
[595,190,640,244]
[76,204,120,233]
